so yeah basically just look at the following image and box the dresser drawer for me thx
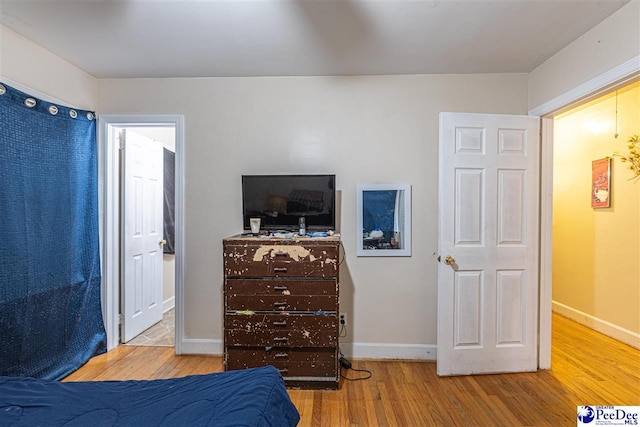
[270,259,337,278]
[225,313,337,331]
[227,359,336,378]
[226,347,337,377]
[226,278,337,296]
[224,243,339,278]
[226,294,337,312]
[227,347,336,363]
[225,327,337,347]
[224,245,270,277]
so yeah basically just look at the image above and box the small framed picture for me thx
[356,183,411,257]
[591,158,611,208]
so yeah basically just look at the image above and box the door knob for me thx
[159,239,167,246]
[444,255,456,265]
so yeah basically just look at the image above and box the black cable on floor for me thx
[340,366,372,381]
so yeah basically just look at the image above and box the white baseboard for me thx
[552,301,640,350]
[180,338,222,355]
[340,342,437,361]
[163,296,175,313]
[178,339,437,360]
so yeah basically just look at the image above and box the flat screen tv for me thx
[242,174,336,232]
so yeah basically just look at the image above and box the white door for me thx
[437,112,540,376]
[121,129,164,343]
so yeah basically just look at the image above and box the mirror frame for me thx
[356,183,411,257]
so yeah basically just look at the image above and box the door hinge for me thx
[118,313,124,324]
[118,132,125,150]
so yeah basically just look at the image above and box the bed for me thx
[0,365,300,426]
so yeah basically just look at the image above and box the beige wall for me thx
[98,75,529,349]
[163,255,175,307]
[0,25,98,109]
[528,0,640,111]
[553,81,640,335]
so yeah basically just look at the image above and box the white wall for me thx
[0,25,98,109]
[98,74,529,355]
[528,0,640,111]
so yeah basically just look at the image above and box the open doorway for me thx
[550,80,639,348]
[118,127,176,347]
[533,59,639,368]
[98,114,185,354]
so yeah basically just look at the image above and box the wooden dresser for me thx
[223,235,340,389]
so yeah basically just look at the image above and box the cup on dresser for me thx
[249,218,261,234]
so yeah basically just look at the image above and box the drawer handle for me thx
[273,337,288,342]
[273,286,288,291]
[273,321,287,327]
[274,352,288,358]
[274,251,289,257]
[274,267,288,273]
[274,302,288,308]
[278,368,288,374]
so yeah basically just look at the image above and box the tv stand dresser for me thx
[223,234,340,389]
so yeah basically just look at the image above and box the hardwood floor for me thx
[65,313,640,426]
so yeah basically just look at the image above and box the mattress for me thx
[0,365,300,427]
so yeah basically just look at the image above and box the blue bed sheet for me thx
[0,365,300,427]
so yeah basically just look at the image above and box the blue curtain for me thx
[0,83,106,380]
[362,190,397,235]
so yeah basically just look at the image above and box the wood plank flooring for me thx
[65,313,640,426]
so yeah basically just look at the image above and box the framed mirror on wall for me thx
[356,183,411,257]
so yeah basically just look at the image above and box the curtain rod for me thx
[0,76,79,109]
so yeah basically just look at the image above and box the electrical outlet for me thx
[339,312,347,326]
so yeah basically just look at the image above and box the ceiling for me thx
[0,0,630,79]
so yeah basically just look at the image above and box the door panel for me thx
[496,270,525,346]
[438,112,539,376]
[455,168,484,245]
[121,129,164,343]
[497,170,526,245]
[454,271,483,348]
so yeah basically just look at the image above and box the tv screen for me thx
[242,174,335,232]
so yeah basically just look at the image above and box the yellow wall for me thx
[553,81,640,336]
